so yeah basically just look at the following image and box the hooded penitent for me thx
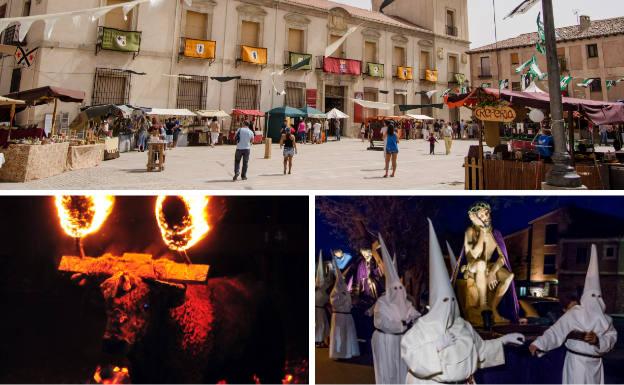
[316,250,330,344]
[379,234,412,319]
[446,241,458,273]
[316,250,326,289]
[329,256,360,359]
[531,244,618,385]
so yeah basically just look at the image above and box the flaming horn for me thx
[55,195,114,258]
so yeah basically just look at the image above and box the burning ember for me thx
[55,195,114,239]
[93,365,130,384]
[155,196,210,252]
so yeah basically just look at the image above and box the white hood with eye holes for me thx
[378,233,413,321]
[578,244,611,334]
[330,257,352,312]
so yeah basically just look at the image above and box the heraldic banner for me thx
[425,69,438,82]
[100,27,141,53]
[241,45,268,65]
[289,52,312,70]
[397,66,413,80]
[323,57,362,76]
[183,39,216,59]
[366,63,384,78]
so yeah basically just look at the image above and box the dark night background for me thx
[0,196,308,383]
[317,196,624,257]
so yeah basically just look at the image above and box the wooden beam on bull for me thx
[58,253,209,283]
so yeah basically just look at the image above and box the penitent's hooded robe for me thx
[329,257,360,359]
[532,245,617,384]
[372,234,421,384]
[401,220,506,384]
[316,251,330,343]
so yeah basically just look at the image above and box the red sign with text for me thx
[306,89,317,108]
[323,57,362,75]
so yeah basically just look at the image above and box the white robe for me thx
[372,296,420,384]
[532,306,617,384]
[329,288,360,359]
[401,317,505,384]
[315,288,330,343]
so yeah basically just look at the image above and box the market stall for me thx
[231,109,264,144]
[192,110,231,146]
[265,106,306,142]
[146,108,197,147]
[0,96,27,147]
[446,87,624,190]
[299,106,327,142]
[0,141,70,182]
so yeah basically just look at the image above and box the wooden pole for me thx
[51,98,59,137]
[7,103,16,143]
[568,111,575,166]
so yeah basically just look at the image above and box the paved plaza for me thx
[1,139,483,190]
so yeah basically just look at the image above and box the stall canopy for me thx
[5,86,85,109]
[265,106,307,141]
[353,99,395,110]
[81,104,138,119]
[326,108,350,119]
[0,96,25,107]
[232,109,264,117]
[407,114,434,120]
[299,106,327,119]
[196,110,230,118]
[146,108,196,117]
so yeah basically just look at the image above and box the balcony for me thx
[363,62,385,78]
[179,37,216,63]
[236,45,268,68]
[96,26,142,58]
[393,65,414,81]
[448,72,466,85]
[446,25,458,37]
[316,56,362,76]
[284,51,312,71]
[478,71,493,79]
[420,68,438,82]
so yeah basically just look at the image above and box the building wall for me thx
[469,28,624,102]
[0,0,472,134]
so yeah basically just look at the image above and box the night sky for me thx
[316,196,624,256]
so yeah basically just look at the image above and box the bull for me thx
[78,271,284,384]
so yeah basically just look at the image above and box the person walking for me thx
[383,123,399,178]
[443,122,454,155]
[335,119,341,141]
[172,119,181,148]
[428,133,438,155]
[280,125,298,175]
[297,119,307,144]
[324,119,330,143]
[313,120,322,144]
[209,117,220,147]
[233,121,255,181]
[165,118,175,149]
[360,122,366,142]
[137,117,149,152]
[599,125,609,146]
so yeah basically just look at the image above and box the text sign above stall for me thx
[475,105,517,123]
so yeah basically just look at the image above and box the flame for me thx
[93,365,130,384]
[155,196,210,251]
[55,195,114,238]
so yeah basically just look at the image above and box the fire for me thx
[155,196,210,252]
[55,195,114,238]
[93,365,130,384]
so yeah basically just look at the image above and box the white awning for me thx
[352,99,395,110]
[196,110,230,118]
[407,114,435,120]
[326,108,350,119]
[146,108,197,117]
[524,82,547,94]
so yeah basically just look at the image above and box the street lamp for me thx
[541,0,584,189]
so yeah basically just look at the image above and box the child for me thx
[428,134,438,155]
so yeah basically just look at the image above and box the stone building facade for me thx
[467,16,624,103]
[0,0,471,136]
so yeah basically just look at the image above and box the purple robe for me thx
[352,257,384,302]
[452,229,520,323]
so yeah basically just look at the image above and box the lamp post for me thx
[541,0,583,189]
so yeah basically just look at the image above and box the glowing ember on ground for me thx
[55,195,114,238]
[155,196,210,252]
[93,365,130,384]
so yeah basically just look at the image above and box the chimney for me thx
[579,15,591,32]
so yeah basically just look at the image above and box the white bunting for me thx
[324,25,360,58]
[44,18,58,40]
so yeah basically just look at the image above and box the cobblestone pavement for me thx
[0,138,481,190]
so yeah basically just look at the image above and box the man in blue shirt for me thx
[233,121,255,181]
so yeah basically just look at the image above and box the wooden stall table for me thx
[147,141,166,172]
[0,142,69,182]
[66,143,105,171]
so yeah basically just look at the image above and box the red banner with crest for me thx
[323,57,362,75]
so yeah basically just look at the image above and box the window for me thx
[543,254,557,275]
[419,51,431,79]
[0,4,6,18]
[105,0,134,30]
[329,34,345,58]
[590,78,602,92]
[363,87,378,119]
[10,68,21,93]
[480,57,491,77]
[544,224,558,245]
[285,81,306,108]
[185,10,208,39]
[576,246,588,265]
[241,20,260,47]
[448,55,458,81]
[364,41,377,64]
[92,68,131,105]
[2,25,20,46]
[288,28,304,53]
[235,79,261,110]
[446,10,457,36]
[176,75,209,111]
[393,46,405,67]
[587,44,599,58]
[510,53,520,66]
[605,245,617,260]
[23,0,31,17]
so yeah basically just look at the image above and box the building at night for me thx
[467,15,624,102]
[0,0,471,136]
[505,206,624,313]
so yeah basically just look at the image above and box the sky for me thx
[331,0,624,48]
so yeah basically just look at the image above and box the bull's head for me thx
[97,271,186,355]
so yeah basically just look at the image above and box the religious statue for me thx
[457,202,519,325]
[353,247,384,304]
